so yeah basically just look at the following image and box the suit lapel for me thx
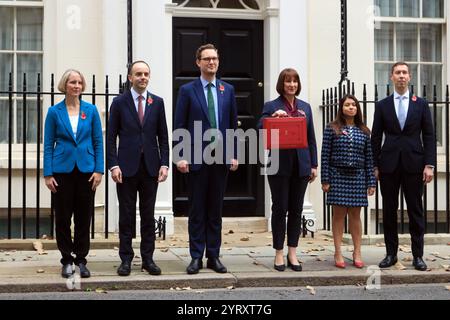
[403,94,416,129]
[387,95,402,131]
[57,101,76,142]
[143,92,153,125]
[75,102,87,143]
[126,90,141,126]
[193,79,210,124]
[216,81,224,128]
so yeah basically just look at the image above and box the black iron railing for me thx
[320,83,450,235]
[0,73,166,240]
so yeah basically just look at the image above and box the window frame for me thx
[0,0,44,149]
[374,0,447,152]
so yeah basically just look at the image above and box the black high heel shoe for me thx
[274,256,285,272]
[287,254,302,272]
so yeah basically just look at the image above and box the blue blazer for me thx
[174,78,238,171]
[258,96,318,177]
[371,94,436,173]
[44,99,104,177]
[107,90,169,177]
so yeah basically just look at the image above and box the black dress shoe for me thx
[273,263,286,272]
[142,260,162,275]
[61,264,74,278]
[117,261,131,276]
[412,257,428,271]
[187,258,203,274]
[77,263,91,278]
[287,254,302,272]
[378,255,398,268]
[207,257,227,273]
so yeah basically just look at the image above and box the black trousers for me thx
[268,174,309,250]
[53,167,94,266]
[117,156,158,263]
[380,165,425,258]
[187,164,228,259]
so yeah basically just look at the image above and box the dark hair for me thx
[330,94,370,135]
[391,61,410,75]
[276,68,301,96]
[127,60,150,75]
[196,44,219,60]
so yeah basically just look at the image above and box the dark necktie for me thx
[138,95,144,125]
[207,83,217,129]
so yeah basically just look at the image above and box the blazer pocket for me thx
[53,146,65,157]
[87,146,95,155]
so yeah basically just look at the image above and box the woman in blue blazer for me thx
[43,69,104,279]
[321,94,376,269]
[259,68,318,272]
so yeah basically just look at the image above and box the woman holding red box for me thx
[258,68,318,271]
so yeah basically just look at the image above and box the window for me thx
[374,0,445,146]
[0,0,43,144]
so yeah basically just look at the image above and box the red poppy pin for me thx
[219,84,225,94]
[81,111,86,120]
[147,96,153,105]
[412,95,417,102]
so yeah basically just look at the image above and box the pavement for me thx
[0,231,449,294]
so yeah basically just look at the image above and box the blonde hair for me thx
[57,69,86,93]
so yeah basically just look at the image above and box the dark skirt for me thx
[326,166,368,207]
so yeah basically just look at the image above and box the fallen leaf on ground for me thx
[322,238,331,242]
[113,247,119,251]
[228,230,234,234]
[402,257,413,262]
[395,262,407,270]
[266,236,272,239]
[95,288,107,294]
[89,253,97,257]
[36,269,45,273]
[175,287,182,291]
[160,248,169,253]
[170,244,176,247]
[316,257,326,262]
[196,290,205,294]
[182,287,192,291]
[426,257,436,262]
[306,286,316,295]
[224,248,232,251]
[441,264,450,271]
[134,255,141,259]
[266,244,271,247]
[253,261,261,265]
[224,242,229,245]
[445,286,450,291]
[226,286,235,290]
[32,241,47,255]
[240,236,250,242]
[376,243,385,247]
[307,241,314,245]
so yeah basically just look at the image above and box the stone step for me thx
[173,217,268,234]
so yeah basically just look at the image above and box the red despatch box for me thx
[263,117,308,149]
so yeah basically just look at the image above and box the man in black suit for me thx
[108,61,169,276]
[371,62,436,271]
[174,44,239,274]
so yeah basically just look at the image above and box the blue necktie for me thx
[398,96,407,130]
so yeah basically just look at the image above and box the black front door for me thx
[172,17,264,217]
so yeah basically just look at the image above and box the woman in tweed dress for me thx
[321,94,376,269]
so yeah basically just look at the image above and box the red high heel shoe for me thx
[352,254,364,268]
[335,260,346,268]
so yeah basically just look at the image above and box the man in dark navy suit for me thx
[371,62,436,271]
[174,44,238,274]
[108,61,169,276]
